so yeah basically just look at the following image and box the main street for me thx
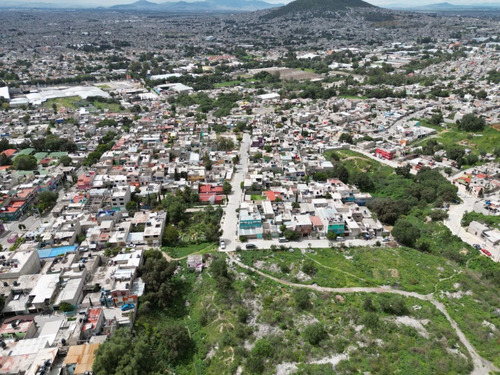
[219,132,250,251]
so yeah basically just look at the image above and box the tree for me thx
[429,112,443,126]
[476,89,487,100]
[125,200,138,215]
[13,155,37,170]
[93,329,137,375]
[0,153,12,166]
[368,198,410,226]
[392,218,420,248]
[446,145,465,161]
[457,114,486,132]
[338,133,353,144]
[160,325,194,363]
[327,231,337,241]
[284,229,300,241]
[395,164,411,178]
[215,137,235,151]
[59,155,72,166]
[211,257,229,279]
[162,194,186,225]
[0,138,11,152]
[58,302,74,312]
[223,181,232,195]
[332,164,349,183]
[138,250,178,309]
[93,326,193,375]
[37,191,58,213]
[163,225,179,246]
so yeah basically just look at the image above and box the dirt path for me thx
[303,253,372,284]
[229,254,499,375]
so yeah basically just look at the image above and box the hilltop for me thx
[264,0,376,19]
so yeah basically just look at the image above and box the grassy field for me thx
[250,194,266,201]
[162,242,217,259]
[44,96,124,112]
[43,96,81,109]
[338,94,369,100]
[417,118,500,157]
[238,247,458,294]
[215,80,242,88]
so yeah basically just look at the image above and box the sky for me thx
[3,0,500,6]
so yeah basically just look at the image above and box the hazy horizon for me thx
[1,0,500,7]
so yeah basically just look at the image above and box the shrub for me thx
[303,323,327,345]
[302,260,317,276]
[293,289,311,310]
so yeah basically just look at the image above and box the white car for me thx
[220,241,226,250]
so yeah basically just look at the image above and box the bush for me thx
[430,210,448,221]
[362,312,380,329]
[303,323,327,345]
[58,302,74,312]
[379,295,408,316]
[293,289,311,310]
[302,260,317,276]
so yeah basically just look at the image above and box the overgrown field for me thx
[93,249,496,374]
[238,247,458,295]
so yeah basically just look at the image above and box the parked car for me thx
[220,240,226,250]
[121,304,135,311]
[278,237,289,243]
[481,248,492,257]
[473,244,481,250]
[245,243,257,249]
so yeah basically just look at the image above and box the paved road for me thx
[0,214,43,249]
[220,133,251,251]
[351,149,500,262]
[228,254,499,375]
[221,237,384,252]
[444,186,500,262]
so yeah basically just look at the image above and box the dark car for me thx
[473,244,481,250]
[245,243,257,249]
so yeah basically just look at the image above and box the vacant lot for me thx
[249,67,323,81]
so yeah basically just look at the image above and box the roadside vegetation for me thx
[462,211,500,231]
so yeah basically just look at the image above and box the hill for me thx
[264,0,376,18]
[110,0,160,10]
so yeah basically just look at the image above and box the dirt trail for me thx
[229,254,499,375]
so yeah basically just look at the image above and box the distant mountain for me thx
[111,0,160,10]
[110,0,282,12]
[424,2,457,8]
[264,0,376,19]
[391,2,500,11]
[0,1,91,8]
